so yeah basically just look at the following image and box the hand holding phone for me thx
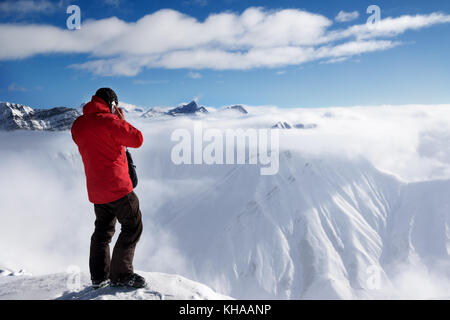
[112,102,125,120]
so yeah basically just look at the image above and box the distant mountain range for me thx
[0,100,319,131]
[142,101,248,118]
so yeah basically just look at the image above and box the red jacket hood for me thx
[83,96,111,115]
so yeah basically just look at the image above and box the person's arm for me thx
[109,109,143,148]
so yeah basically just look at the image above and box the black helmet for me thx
[95,88,118,111]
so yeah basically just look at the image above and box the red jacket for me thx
[71,96,143,204]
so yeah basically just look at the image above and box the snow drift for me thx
[0,269,231,300]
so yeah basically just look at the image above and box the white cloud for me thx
[320,57,350,64]
[316,40,400,59]
[0,8,449,75]
[335,10,359,22]
[70,40,398,76]
[328,12,450,41]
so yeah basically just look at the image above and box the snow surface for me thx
[0,270,231,300]
[0,103,449,299]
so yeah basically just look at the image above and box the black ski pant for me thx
[89,191,143,283]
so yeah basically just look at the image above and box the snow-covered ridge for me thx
[141,102,250,118]
[158,152,450,299]
[119,102,147,115]
[272,121,317,129]
[168,100,209,115]
[0,102,81,131]
[0,270,232,300]
[221,105,248,114]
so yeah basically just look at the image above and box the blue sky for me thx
[0,0,450,109]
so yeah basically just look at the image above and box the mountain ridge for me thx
[155,152,450,299]
[0,102,81,131]
[0,100,250,129]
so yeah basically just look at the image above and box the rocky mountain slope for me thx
[0,102,80,131]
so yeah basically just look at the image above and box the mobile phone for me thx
[111,101,118,114]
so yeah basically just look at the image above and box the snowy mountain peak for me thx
[272,121,292,129]
[168,101,208,115]
[0,102,80,131]
[119,102,146,115]
[141,106,172,118]
[272,121,318,129]
[221,105,248,114]
[0,102,34,121]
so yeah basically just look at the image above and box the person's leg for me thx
[90,204,116,282]
[110,191,143,283]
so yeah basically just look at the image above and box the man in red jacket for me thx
[71,88,146,289]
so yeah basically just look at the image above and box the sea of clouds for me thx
[0,104,449,298]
